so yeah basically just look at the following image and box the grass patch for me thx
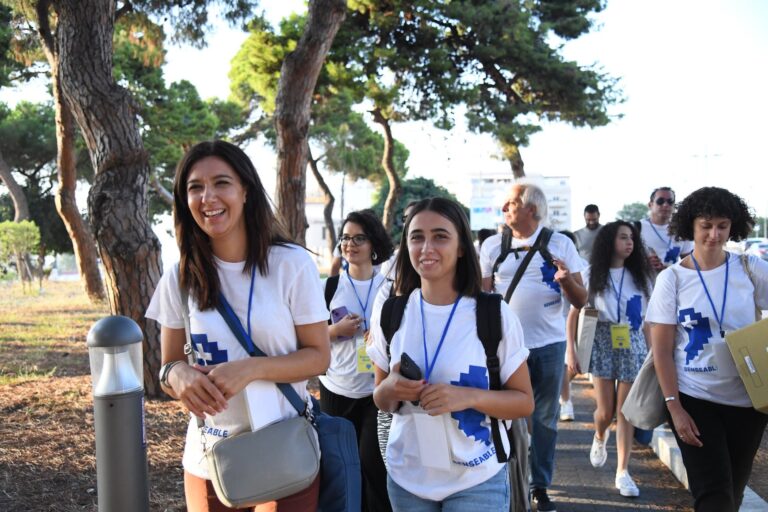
[0,280,108,384]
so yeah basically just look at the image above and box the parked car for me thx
[741,237,768,253]
[747,242,768,261]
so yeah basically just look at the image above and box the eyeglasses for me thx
[339,235,369,246]
[654,197,675,206]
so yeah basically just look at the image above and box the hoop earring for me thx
[372,251,378,261]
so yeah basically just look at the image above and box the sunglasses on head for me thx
[654,197,675,206]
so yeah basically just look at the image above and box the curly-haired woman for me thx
[645,186,768,512]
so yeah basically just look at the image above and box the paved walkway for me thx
[547,376,694,511]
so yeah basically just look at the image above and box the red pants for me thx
[184,471,320,512]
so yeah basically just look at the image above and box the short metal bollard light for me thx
[87,316,150,512]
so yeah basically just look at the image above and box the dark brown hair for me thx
[173,140,291,309]
[394,197,481,299]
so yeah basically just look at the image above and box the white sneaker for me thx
[559,399,574,421]
[615,470,640,497]
[589,429,610,468]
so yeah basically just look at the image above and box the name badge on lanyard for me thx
[611,324,631,349]
[356,338,374,373]
[609,268,630,349]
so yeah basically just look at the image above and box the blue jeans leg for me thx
[387,466,509,512]
[528,341,565,490]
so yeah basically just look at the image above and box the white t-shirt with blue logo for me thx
[320,270,386,398]
[146,245,328,479]
[645,253,768,406]
[639,219,693,267]
[367,290,529,501]
[480,225,587,349]
[583,266,651,330]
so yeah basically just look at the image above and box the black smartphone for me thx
[399,352,422,406]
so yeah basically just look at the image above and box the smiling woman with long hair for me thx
[146,140,330,511]
[646,187,768,512]
[367,197,533,510]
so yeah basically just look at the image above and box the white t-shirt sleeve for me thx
[557,234,587,274]
[479,234,501,279]
[286,249,329,325]
[645,266,678,325]
[145,264,185,329]
[367,302,390,371]
[747,255,768,310]
[498,303,529,383]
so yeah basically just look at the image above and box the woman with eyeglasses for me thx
[645,187,768,511]
[639,187,693,272]
[320,209,394,512]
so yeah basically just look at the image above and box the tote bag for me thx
[575,307,599,373]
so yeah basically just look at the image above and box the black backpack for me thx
[324,275,340,310]
[491,225,555,303]
[379,292,515,463]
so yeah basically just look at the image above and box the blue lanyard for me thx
[346,271,375,331]
[691,253,729,337]
[648,221,672,249]
[420,291,461,382]
[245,268,257,352]
[608,267,625,323]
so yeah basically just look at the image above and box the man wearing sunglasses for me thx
[639,187,692,272]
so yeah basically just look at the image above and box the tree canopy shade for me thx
[340,0,622,178]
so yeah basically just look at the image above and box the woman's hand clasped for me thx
[168,363,229,419]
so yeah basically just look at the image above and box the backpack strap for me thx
[502,227,550,303]
[475,292,513,463]
[490,226,513,289]
[380,295,409,360]
[537,227,555,266]
[324,275,340,310]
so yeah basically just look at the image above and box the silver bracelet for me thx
[159,361,182,388]
[664,396,677,403]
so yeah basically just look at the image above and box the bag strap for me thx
[380,295,409,360]
[177,265,206,429]
[324,275,340,310]
[475,292,512,463]
[503,227,552,303]
[490,226,513,289]
[740,252,762,321]
[215,293,308,417]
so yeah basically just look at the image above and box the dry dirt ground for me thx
[0,281,766,511]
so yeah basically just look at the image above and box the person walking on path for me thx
[573,204,602,262]
[645,186,768,512]
[369,197,534,511]
[639,187,692,273]
[566,221,654,498]
[321,209,393,512]
[146,140,331,511]
[480,183,588,512]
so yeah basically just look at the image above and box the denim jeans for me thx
[386,465,509,511]
[528,341,565,490]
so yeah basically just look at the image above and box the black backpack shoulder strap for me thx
[491,226,513,288]
[537,227,555,265]
[380,295,409,359]
[324,275,340,310]
[475,292,512,463]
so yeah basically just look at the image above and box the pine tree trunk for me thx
[50,59,106,303]
[0,150,30,221]
[307,146,337,257]
[371,108,401,232]
[53,0,163,396]
[274,0,346,244]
